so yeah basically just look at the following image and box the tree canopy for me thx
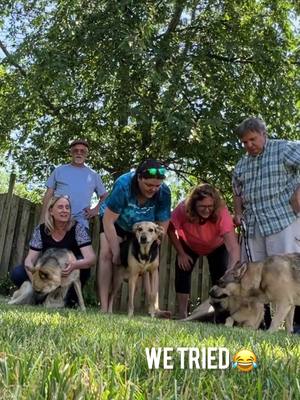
[0,0,299,194]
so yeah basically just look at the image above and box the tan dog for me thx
[108,221,164,317]
[209,290,264,329]
[8,248,86,311]
[181,295,264,329]
[210,254,300,333]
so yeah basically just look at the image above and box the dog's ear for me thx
[155,224,164,240]
[241,262,263,292]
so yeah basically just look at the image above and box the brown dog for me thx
[210,254,300,333]
[108,221,164,317]
[8,248,85,311]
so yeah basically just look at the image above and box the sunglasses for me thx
[145,167,166,177]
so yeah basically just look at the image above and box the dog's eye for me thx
[137,227,143,232]
[148,228,154,233]
[39,271,48,280]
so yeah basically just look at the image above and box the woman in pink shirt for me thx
[168,184,240,319]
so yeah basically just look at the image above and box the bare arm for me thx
[233,194,243,226]
[103,207,121,264]
[62,245,96,276]
[24,249,41,281]
[223,230,240,269]
[85,191,109,219]
[40,187,54,223]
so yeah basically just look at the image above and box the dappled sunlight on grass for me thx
[1,303,300,398]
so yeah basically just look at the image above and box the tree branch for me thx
[0,39,64,120]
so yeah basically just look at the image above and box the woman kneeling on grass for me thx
[10,195,96,306]
[168,184,240,319]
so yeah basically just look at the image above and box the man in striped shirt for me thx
[232,117,300,330]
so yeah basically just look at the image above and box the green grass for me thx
[0,303,300,399]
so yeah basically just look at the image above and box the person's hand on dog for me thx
[62,263,75,276]
[178,252,193,271]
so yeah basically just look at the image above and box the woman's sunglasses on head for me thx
[144,167,166,178]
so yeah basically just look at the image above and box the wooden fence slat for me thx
[119,282,128,312]
[0,196,20,276]
[167,244,177,314]
[0,199,12,268]
[0,193,6,223]
[91,218,100,279]
[159,238,169,310]
[201,257,210,302]
[191,259,200,301]
[32,205,41,228]
[0,174,16,267]
[9,199,32,270]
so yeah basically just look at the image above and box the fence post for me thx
[0,172,16,277]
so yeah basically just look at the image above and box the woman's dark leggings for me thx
[175,240,228,294]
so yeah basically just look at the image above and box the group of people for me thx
[10,117,300,329]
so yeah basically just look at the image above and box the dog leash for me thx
[240,218,253,262]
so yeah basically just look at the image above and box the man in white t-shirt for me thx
[41,139,108,229]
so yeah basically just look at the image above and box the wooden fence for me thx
[0,190,211,315]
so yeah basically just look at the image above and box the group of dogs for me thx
[9,221,300,334]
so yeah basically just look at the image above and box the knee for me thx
[99,249,112,265]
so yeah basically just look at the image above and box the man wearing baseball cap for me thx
[40,139,108,229]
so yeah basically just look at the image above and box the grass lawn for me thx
[0,302,300,400]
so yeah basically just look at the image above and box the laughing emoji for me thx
[232,349,257,372]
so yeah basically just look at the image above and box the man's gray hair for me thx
[236,117,267,138]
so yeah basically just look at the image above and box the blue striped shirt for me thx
[232,139,300,237]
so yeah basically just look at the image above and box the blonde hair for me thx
[185,184,225,223]
[44,195,75,234]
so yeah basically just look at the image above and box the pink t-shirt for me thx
[171,201,234,255]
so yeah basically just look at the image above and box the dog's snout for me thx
[140,235,147,244]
